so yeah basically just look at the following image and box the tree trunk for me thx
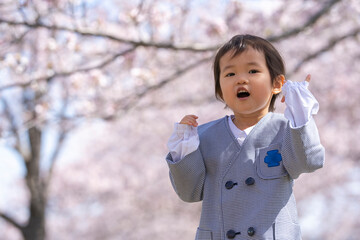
[22,212,45,240]
[21,126,47,240]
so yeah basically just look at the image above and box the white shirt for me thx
[167,80,319,162]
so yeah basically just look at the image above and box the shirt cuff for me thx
[282,80,319,128]
[167,123,200,162]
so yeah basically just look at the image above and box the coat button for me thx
[247,227,255,236]
[225,181,237,189]
[226,230,240,239]
[245,177,255,185]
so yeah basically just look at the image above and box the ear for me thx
[272,74,285,94]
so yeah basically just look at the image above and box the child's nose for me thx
[236,75,249,84]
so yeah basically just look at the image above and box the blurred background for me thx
[0,0,359,239]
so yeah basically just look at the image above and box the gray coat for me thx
[166,113,325,240]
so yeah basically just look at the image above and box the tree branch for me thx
[0,46,136,92]
[267,0,342,42]
[102,55,214,120]
[45,129,68,189]
[45,84,73,188]
[0,0,345,51]
[60,55,214,122]
[0,17,219,52]
[0,212,23,231]
[290,28,360,75]
[0,97,21,153]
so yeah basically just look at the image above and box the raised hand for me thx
[180,115,199,127]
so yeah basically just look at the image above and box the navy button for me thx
[245,177,255,185]
[225,181,237,189]
[247,227,255,236]
[227,230,240,239]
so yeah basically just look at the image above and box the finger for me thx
[281,96,285,103]
[191,117,199,127]
[181,115,198,123]
[186,118,198,127]
[180,120,196,126]
[188,115,199,120]
[305,74,311,82]
[188,120,198,127]
[180,115,198,126]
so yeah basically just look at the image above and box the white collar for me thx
[228,116,255,144]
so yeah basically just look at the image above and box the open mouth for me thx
[237,90,250,98]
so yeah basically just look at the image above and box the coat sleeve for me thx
[166,147,205,202]
[281,117,325,179]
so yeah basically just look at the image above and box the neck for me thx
[232,112,269,130]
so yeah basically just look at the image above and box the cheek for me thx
[219,81,231,98]
[252,83,273,101]
[258,78,273,92]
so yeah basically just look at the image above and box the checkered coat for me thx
[166,113,325,240]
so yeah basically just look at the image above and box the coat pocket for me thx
[256,143,288,180]
[195,228,213,240]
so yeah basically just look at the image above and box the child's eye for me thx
[249,69,259,74]
[225,73,235,77]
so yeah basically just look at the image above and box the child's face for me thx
[219,47,282,118]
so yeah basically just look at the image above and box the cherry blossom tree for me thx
[0,0,359,239]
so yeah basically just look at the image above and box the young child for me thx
[166,34,325,240]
